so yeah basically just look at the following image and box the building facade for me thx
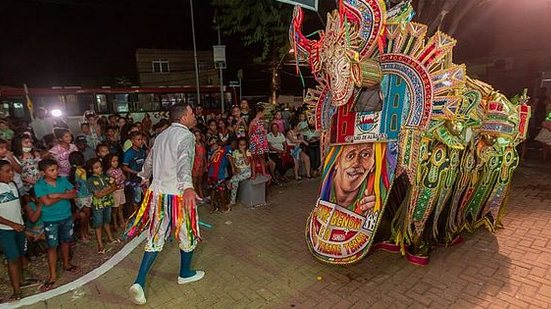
[136,48,219,87]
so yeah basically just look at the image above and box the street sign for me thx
[229,81,240,87]
[275,0,318,11]
[213,45,226,69]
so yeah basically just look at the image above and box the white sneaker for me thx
[177,270,205,284]
[129,283,147,305]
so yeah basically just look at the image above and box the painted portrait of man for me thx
[320,143,381,215]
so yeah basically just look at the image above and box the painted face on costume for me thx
[334,143,375,193]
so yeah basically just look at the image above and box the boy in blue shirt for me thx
[34,159,78,290]
[123,131,146,212]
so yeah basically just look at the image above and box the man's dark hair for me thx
[80,122,90,129]
[169,104,191,123]
[106,125,118,132]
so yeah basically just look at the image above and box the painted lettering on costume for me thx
[317,241,343,256]
[343,232,369,254]
[329,211,362,230]
[316,205,332,224]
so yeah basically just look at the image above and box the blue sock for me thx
[134,251,159,287]
[179,250,196,278]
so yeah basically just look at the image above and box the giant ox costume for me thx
[291,0,530,265]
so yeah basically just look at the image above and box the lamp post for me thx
[190,0,201,105]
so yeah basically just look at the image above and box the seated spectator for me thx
[303,123,321,177]
[267,123,292,181]
[286,122,312,180]
[228,137,252,208]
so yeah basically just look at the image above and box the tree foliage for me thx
[212,0,292,64]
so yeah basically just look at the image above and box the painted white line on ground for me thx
[0,232,146,309]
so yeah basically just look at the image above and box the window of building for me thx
[152,59,170,73]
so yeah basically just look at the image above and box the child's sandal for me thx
[40,281,55,291]
[64,265,80,273]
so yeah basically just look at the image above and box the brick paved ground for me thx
[24,162,551,309]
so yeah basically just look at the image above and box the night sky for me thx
[1,0,551,96]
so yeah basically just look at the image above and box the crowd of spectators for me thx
[0,99,320,300]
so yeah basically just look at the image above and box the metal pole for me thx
[190,0,201,106]
[216,13,225,114]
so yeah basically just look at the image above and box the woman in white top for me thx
[286,122,311,180]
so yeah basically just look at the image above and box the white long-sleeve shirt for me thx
[139,123,195,195]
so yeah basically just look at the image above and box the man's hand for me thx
[183,188,201,213]
[11,223,25,232]
[357,190,376,213]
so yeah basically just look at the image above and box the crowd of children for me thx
[0,100,320,301]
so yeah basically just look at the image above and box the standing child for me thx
[248,107,269,179]
[122,132,146,212]
[228,137,252,208]
[34,159,78,291]
[86,158,119,254]
[23,190,45,243]
[207,137,232,213]
[0,160,27,300]
[69,151,92,242]
[104,153,126,232]
[49,129,78,177]
[0,138,23,191]
[11,133,41,195]
[192,130,207,199]
[95,143,110,162]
